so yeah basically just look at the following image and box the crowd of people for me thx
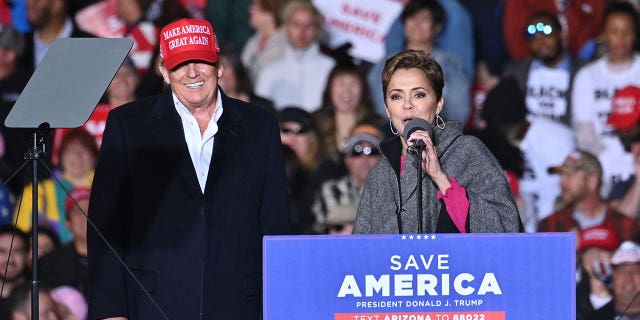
[0,0,639,318]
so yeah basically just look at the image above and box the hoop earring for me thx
[389,118,398,135]
[435,113,445,130]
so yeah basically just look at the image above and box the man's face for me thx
[559,170,591,205]
[0,234,26,281]
[602,12,636,62]
[527,18,563,65]
[26,0,53,28]
[159,61,223,110]
[344,141,382,187]
[284,8,319,49]
[613,264,640,310]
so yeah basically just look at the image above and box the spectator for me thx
[26,225,61,269]
[368,0,470,124]
[6,282,59,320]
[218,47,275,112]
[608,86,640,222]
[503,0,605,61]
[254,0,335,112]
[481,77,575,232]
[503,11,582,126]
[538,149,638,242]
[584,240,640,319]
[241,0,289,83]
[314,62,379,163]
[0,226,29,319]
[571,1,640,197]
[575,225,620,319]
[19,0,94,72]
[312,123,384,233]
[14,128,98,243]
[278,107,343,234]
[39,187,90,296]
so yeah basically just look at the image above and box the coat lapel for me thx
[204,92,244,194]
[149,91,201,193]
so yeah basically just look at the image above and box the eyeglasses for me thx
[280,125,310,135]
[347,144,381,157]
[525,22,554,38]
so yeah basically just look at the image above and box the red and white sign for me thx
[312,0,403,63]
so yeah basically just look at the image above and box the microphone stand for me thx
[26,123,49,320]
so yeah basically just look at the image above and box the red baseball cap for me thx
[65,187,91,213]
[578,225,621,252]
[159,18,220,70]
[608,85,640,131]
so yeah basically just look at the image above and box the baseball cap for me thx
[608,86,640,131]
[65,187,91,213]
[547,149,602,176]
[159,18,220,70]
[578,225,621,252]
[0,24,24,55]
[277,107,313,130]
[344,134,381,157]
[611,241,640,266]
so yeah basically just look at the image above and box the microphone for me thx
[403,118,433,155]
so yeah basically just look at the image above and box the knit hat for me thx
[50,286,88,320]
[159,18,220,70]
[608,85,640,131]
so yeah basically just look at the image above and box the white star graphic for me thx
[431,235,436,239]
[416,235,422,240]
[409,235,414,240]
[402,235,407,240]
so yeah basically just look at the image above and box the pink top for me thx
[400,157,469,233]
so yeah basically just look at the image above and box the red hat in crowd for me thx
[159,18,220,70]
[65,187,91,213]
[578,225,621,252]
[608,85,640,131]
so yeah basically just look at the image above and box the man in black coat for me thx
[87,18,292,320]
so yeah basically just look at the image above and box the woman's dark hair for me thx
[401,0,445,29]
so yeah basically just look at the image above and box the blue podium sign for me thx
[263,233,575,320]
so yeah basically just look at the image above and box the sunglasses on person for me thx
[280,125,310,135]
[347,143,381,157]
[525,22,554,39]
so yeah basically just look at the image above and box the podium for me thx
[263,233,575,319]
